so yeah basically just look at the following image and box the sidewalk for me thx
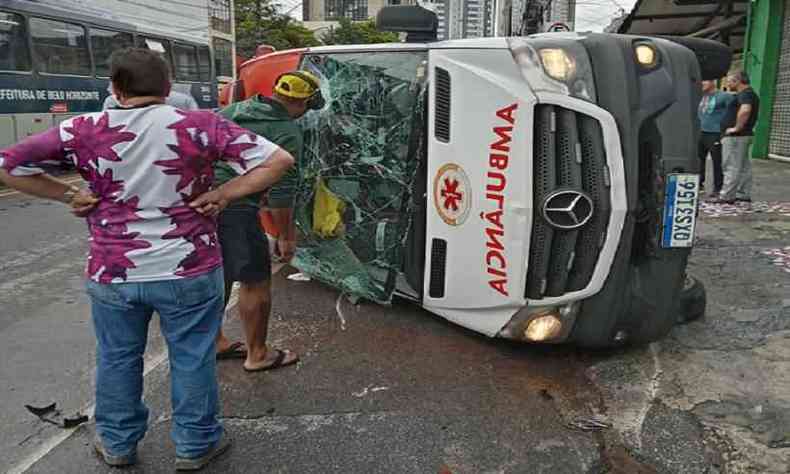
[678,158,790,472]
[589,158,790,473]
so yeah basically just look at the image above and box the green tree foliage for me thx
[234,1,400,59]
[320,18,400,45]
[235,0,320,59]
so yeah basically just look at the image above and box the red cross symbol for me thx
[441,178,463,211]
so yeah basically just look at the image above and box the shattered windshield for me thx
[291,50,428,303]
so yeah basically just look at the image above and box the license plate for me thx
[661,174,699,248]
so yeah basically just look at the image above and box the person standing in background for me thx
[715,71,760,204]
[698,79,732,197]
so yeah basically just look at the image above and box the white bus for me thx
[0,0,218,150]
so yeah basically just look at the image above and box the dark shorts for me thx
[218,207,271,283]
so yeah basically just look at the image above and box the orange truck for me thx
[219,48,304,107]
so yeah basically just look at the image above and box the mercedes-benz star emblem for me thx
[542,190,594,230]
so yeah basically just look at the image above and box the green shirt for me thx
[214,95,303,209]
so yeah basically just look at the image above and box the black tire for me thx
[676,275,706,324]
[572,250,690,349]
[655,36,733,80]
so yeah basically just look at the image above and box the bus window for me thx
[212,37,233,78]
[137,36,172,70]
[173,43,200,82]
[30,17,91,76]
[0,11,31,71]
[198,45,211,82]
[91,28,133,77]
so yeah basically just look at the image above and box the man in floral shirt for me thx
[0,49,294,470]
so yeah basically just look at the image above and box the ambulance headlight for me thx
[634,43,659,69]
[509,36,596,103]
[539,48,575,82]
[497,303,579,343]
[524,311,563,341]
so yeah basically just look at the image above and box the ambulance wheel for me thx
[676,275,706,324]
[572,260,693,349]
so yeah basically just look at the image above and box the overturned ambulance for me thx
[227,6,730,348]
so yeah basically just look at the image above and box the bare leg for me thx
[216,279,236,353]
[237,279,272,367]
[237,279,298,371]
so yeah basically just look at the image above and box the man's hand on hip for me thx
[190,189,229,217]
[70,189,100,217]
[210,149,295,207]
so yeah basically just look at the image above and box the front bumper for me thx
[568,34,702,347]
[498,34,702,345]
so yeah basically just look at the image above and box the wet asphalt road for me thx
[4,161,790,473]
[0,190,168,471]
[0,187,632,473]
[0,192,95,469]
[24,280,614,473]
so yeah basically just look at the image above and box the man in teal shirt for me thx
[214,70,323,371]
[698,79,733,196]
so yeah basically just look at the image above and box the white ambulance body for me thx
[242,21,728,347]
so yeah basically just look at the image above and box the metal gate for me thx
[769,0,790,159]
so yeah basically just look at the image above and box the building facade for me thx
[695,0,790,160]
[421,0,496,39]
[616,0,790,161]
[303,0,509,40]
[208,0,237,81]
[744,0,790,161]
[546,0,574,30]
[464,0,496,38]
[303,0,415,21]
[511,0,574,34]
[40,0,237,81]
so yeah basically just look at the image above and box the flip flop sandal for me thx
[216,341,247,360]
[243,349,299,372]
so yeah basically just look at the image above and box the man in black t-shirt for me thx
[714,71,760,204]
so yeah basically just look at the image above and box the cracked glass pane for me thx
[292,51,428,303]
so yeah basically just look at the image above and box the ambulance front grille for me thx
[526,105,611,299]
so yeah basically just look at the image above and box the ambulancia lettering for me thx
[484,103,518,297]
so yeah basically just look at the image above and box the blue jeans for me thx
[86,267,224,459]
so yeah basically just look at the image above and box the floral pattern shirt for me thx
[0,105,279,283]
